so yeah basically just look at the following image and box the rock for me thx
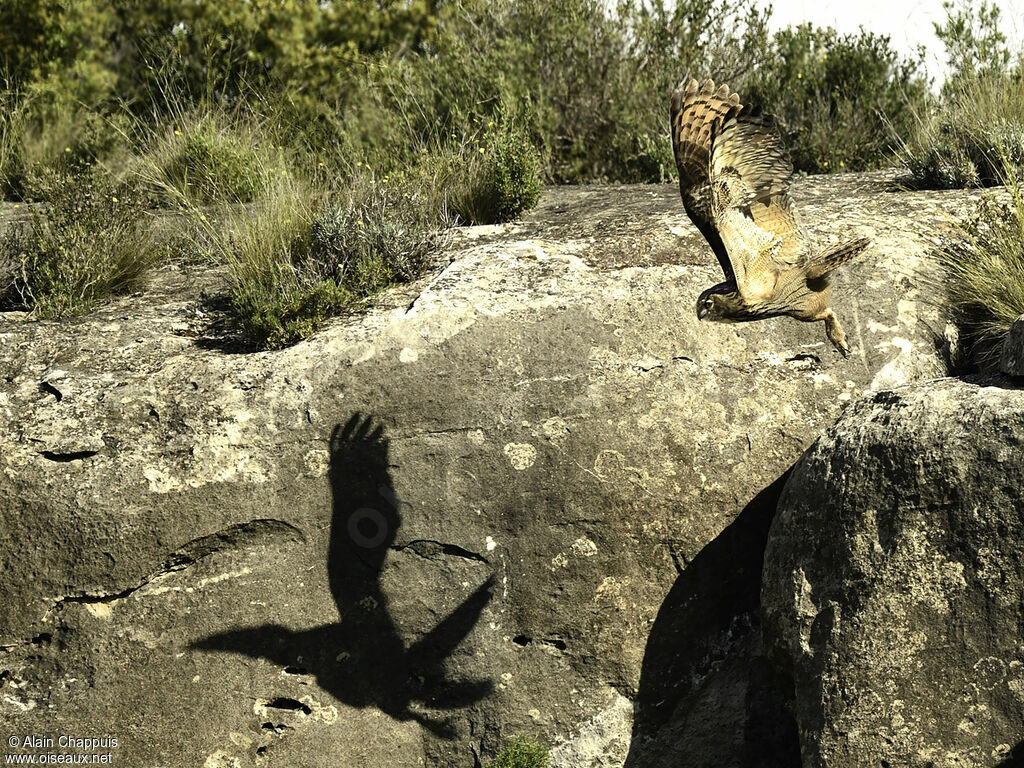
[763,377,1024,768]
[0,172,951,767]
[999,314,1024,376]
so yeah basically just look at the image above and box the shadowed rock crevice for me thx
[54,519,305,607]
[624,471,800,768]
[393,540,490,564]
[39,449,99,462]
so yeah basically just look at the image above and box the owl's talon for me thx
[823,311,849,357]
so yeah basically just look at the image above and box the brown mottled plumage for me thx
[670,78,870,356]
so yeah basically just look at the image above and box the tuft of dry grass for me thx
[135,109,278,207]
[937,150,1024,369]
[899,71,1024,189]
[191,172,447,350]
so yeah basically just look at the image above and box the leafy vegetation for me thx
[0,174,157,317]
[139,111,275,206]
[447,120,544,225]
[746,25,928,174]
[487,737,549,768]
[197,173,447,350]
[899,0,1024,188]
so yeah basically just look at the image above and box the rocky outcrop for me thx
[763,377,1024,767]
[0,171,957,767]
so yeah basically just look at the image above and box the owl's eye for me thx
[704,298,714,309]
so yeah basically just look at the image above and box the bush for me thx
[309,181,443,286]
[419,0,770,183]
[936,157,1024,370]
[448,120,543,225]
[487,737,548,768]
[0,94,130,201]
[899,1,1024,188]
[0,173,157,317]
[2,0,942,194]
[743,24,928,174]
[140,112,274,206]
[901,70,1024,188]
[212,176,444,349]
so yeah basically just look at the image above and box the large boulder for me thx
[0,172,949,767]
[763,377,1024,767]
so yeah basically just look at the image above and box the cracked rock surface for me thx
[0,173,952,766]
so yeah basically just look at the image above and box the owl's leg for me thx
[822,310,850,358]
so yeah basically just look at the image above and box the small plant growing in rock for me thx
[486,737,549,768]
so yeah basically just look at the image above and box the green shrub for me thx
[744,24,928,174]
[487,737,549,768]
[314,0,770,185]
[934,0,1012,94]
[936,156,1024,370]
[141,113,273,206]
[0,173,157,317]
[211,176,444,349]
[310,183,442,284]
[0,94,130,201]
[448,121,543,225]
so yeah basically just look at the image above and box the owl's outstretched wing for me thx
[671,78,808,298]
[709,106,808,298]
[670,78,741,285]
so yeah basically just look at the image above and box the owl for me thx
[670,78,869,356]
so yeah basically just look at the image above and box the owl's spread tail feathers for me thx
[805,237,870,281]
[670,79,742,189]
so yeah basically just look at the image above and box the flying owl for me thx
[670,78,869,357]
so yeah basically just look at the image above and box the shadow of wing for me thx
[191,623,298,664]
[406,577,494,671]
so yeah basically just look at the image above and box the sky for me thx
[763,0,1024,83]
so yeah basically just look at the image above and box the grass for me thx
[4,1,1006,347]
[487,737,548,768]
[447,121,543,225]
[170,103,546,350]
[193,171,447,350]
[136,110,277,207]
[936,150,1024,369]
[0,87,542,346]
[0,88,132,202]
[899,71,1024,189]
[0,173,158,317]
[0,90,26,198]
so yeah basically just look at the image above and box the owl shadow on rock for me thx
[193,413,495,739]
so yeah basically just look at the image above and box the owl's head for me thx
[696,287,742,322]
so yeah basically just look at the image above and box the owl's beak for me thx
[697,304,709,321]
